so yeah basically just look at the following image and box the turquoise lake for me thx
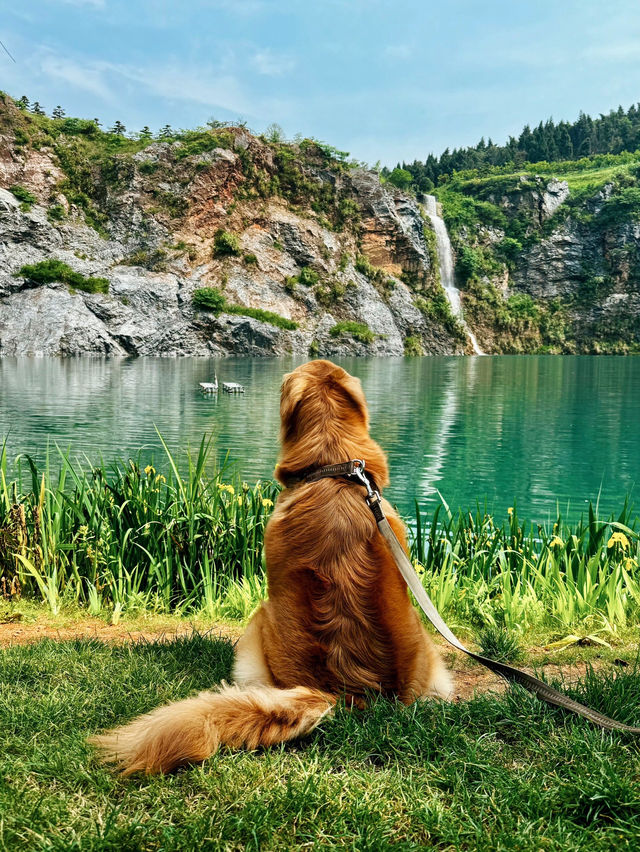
[1,355,638,524]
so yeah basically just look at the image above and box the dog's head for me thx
[280,360,368,442]
[276,359,388,489]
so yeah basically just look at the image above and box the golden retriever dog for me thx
[92,359,452,774]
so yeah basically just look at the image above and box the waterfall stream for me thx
[423,195,484,356]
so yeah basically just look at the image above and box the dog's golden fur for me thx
[91,360,452,774]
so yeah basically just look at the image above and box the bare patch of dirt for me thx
[0,619,617,703]
[0,618,240,648]
[443,650,608,702]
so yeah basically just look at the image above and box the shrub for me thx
[329,321,374,343]
[10,185,36,206]
[386,167,413,191]
[213,229,241,256]
[403,335,424,356]
[243,253,258,266]
[192,287,226,313]
[192,288,298,329]
[597,187,640,226]
[314,279,347,307]
[456,245,482,283]
[298,266,319,287]
[495,236,523,268]
[336,197,361,227]
[415,293,466,341]
[47,204,66,222]
[138,161,159,175]
[284,266,319,296]
[16,259,109,293]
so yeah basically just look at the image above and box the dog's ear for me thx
[331,371,369,429]
[280,370,307,437]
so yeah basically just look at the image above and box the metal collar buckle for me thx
[349,459,381,505]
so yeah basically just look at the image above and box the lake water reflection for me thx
[1,355,638,524]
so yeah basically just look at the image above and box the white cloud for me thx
[251,49,295,77]
[40,54,114,101]
[102,62,256,115]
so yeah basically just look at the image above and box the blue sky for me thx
[3,0,640,165]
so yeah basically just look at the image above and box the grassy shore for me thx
[2,632,640,851]
[2,440,639,645]
[3,442,640,849]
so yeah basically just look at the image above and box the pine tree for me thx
[158,125,173,140]
[138,126,153,140]
[31,101,45,115]
[16,95,29,111]
[52,105,65,119]
[109,120,126,136]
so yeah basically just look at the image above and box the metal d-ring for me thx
[350,458,380,503]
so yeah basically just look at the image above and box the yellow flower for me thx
[507,507,513,516]
[226,485,235,495]
[144,464,155,477]
[155,474,166,484]
[549,535,564,548]
[236,495,243,506]
[624,557,636,570]
[261,498,273,509]
[413,560,425,576]
[607,532,630,550]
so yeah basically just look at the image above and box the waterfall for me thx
[423,195,484,356]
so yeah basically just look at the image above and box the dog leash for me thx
[297,459,640,733]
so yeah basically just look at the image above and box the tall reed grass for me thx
[1,438,639,635]
[0,437,275,619]
[412,499,640,635]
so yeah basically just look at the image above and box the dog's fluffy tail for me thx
[90,684,334,775]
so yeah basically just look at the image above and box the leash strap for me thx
[300,460,640,733]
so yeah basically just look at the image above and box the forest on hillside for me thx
[386,104,640,192]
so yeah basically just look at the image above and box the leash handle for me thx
[299,460,640,733]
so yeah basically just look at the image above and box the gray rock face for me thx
[508,188,640,348]
[487,176,570,227]
[0,171,460,356]
[511,222,595,298]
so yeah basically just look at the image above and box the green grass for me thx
[9,184,37,206]
[1,438,275,620]
[2,633,640,850]
[16,259,109,294]
[225,304,299,330]
[192,287,298,330]
[329,321,375,344]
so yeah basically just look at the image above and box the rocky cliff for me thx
[438,171,640,353]
[2,92,639,357]
[0,95,463,357]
